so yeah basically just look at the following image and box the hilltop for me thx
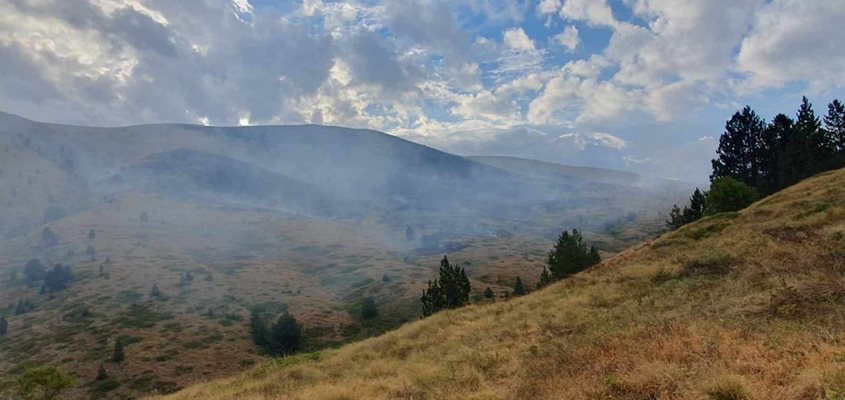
[156,168,845,399]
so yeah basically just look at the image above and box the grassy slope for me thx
[157,169,845,400]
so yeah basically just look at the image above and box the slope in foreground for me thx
[157,169,845,399]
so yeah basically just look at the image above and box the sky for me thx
[1,0,844,183]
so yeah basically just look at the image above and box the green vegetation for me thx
[545,229,600,281]
[420,256,471,317]
[513,276,526,296]
[360,297,378,320]
[112,339,125,363]
[250,310,303,356]
[15,367,74,400]
[0,315,7,335]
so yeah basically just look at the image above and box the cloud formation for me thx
[0,0,842,181]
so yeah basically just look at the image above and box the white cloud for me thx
[560,0,616,27]
[736,0,845,92]
[537,0,561,15]
[552,25,579,52]
[503,28,536,52]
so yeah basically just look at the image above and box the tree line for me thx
[668,96,845,229]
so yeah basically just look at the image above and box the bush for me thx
[706,177,758,214]
[16,367,75,400]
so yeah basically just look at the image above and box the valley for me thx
[0,112,683,399]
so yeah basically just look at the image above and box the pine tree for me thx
[85,245,96,261]
[249,310,267,349]
[666,205,684,230]
[42,264,74,293]
[420,256,471,317]
[537,267,553,289]
[405,226,415,242]
[483,287,494,299]
[0,316,7,335]
[23,259,45,286]
[687,189,706,221]
[796,96,832,172]
[547,229,601,280]
[88,229,96,240]
[711,106,766,187]
[513,277,526,296]
[360,297,378,320]
[149,284,162,299]
[41,227,59,247]
[267,312,302,356]
[825,99,845,154]
[112,339,125,363]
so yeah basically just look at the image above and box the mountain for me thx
[0,112,689,399]
[155,169,845,399]
[467,155,639,186]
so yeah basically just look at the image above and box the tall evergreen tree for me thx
[682,189,706,223]
[546,229,601,280]
[42,264,74,293]
[267,312,302,356]
[420,256,471,317]
[112,339,125,363]
[249,310,267,349]
[666,205,685,230]
[149,284,162,299]
[513,277,526,296]
[796,96,832,171]
[88,229,96,240]
[23,259,46,286]
[825,99,845,153]
[537,267,553,289]
[483,287,494,299]
[360,297,378,320]
[711,106,766,187]
[0,315,7,335]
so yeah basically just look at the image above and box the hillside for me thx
[0,112,686,398]
[156,169,845,399]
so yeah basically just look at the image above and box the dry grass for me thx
[152,168,845,400]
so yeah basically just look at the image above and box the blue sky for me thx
[1,0,843,183]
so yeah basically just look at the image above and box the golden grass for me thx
[154,168,845,400]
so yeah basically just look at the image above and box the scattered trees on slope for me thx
[421,256,471,317]
[669,96,845,230]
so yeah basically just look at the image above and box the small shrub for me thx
[705,378,748,400]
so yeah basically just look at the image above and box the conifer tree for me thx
[88,229,96,240]
[483,287,494,299]
[267,312,302,356]
[85,245,97,261]
[546,229,601,280]
[681,189,706,223]
[537,267,553,289]
[420,256,471,317]
[405,226,415,242]
[249,310,267,349]
[112,339,125,363]
[513,277,526,296]
[666,205,684,230]
[711,106,765,187]
[23,259,45,286]
[360,297,378,320]
[149,284,162,299]
[825,99,845,153]
[0,315,7,335]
